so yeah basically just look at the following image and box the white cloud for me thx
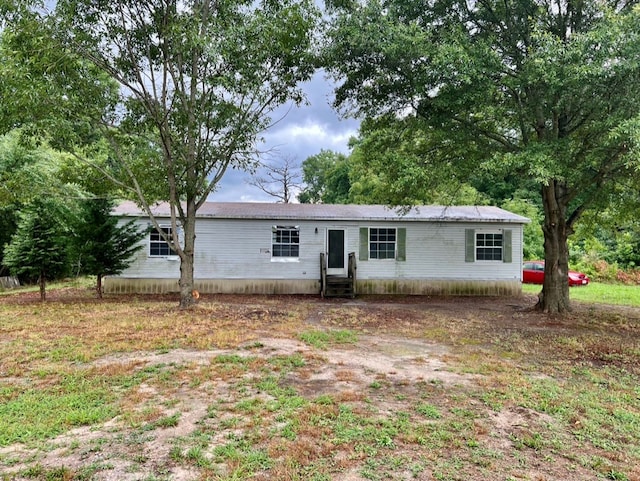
[267,120,357,155]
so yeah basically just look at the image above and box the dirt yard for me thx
[1,290,639,480]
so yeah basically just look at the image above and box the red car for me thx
[522,261,589,286]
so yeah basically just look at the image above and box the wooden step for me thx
[323,276,355,298]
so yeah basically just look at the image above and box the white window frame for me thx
[149,225,177,258]
[271,225,300,262]
[475,230,503,262]
[369,227,397,260]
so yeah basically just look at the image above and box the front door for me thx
[327,229,346,275]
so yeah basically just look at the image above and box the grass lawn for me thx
[522,281,640,307]
[1,287,639,480]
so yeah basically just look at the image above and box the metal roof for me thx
[114,201,530,224]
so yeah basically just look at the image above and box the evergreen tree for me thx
[3,200,69,301]
[0,206,17,277]
[74,198,146,298]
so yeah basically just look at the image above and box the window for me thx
[272,226,299,258]
[360,227,406,262]
[475,232,503,261]
[150,226,175,257]
[465,229,512,263]
[524,262,543,271]
[370,228,396,259]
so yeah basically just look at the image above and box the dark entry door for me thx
[327,229,346,274]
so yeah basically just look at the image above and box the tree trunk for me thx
[39,271,46,302]
[178,200,197,309]
[96,273,103,299]
[536,181,572,314]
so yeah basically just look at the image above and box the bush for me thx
[575,258,640,285]
[616,268,640,285]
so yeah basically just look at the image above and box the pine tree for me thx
[74,198,145,298]
[3,200,69,301]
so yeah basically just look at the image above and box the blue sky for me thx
[213,71,360,202]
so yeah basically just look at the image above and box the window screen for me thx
[370,228,396,259]
[150,226,176,257]
[476,232,503,261]
[272,226,300,258]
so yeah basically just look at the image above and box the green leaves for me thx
[2,0,320,209]
[298,150,351,204]
[323,0,640,311]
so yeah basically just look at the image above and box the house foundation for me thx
[104,277,522,297]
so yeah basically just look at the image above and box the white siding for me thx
[117,218,523,282]
[193,219,323,280]
[353,221,522,281]
[117,218,181,279]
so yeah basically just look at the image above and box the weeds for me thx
[298,329,358,349]
[0,376,119,446]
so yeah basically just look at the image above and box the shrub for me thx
[575,258,640,285]
[615,268,640,285]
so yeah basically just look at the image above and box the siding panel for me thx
[115,218,524,284]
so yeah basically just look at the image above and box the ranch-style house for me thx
[105,201,530,297]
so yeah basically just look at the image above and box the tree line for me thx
[1,0,640,313]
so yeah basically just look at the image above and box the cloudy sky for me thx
[213,71,360,202]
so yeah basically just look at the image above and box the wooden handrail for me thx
[320,252,327,298]
[348,252,356,297]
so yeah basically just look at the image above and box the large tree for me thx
[298,149,352,203]
[2,0,319,308]
[324,0,640,313]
